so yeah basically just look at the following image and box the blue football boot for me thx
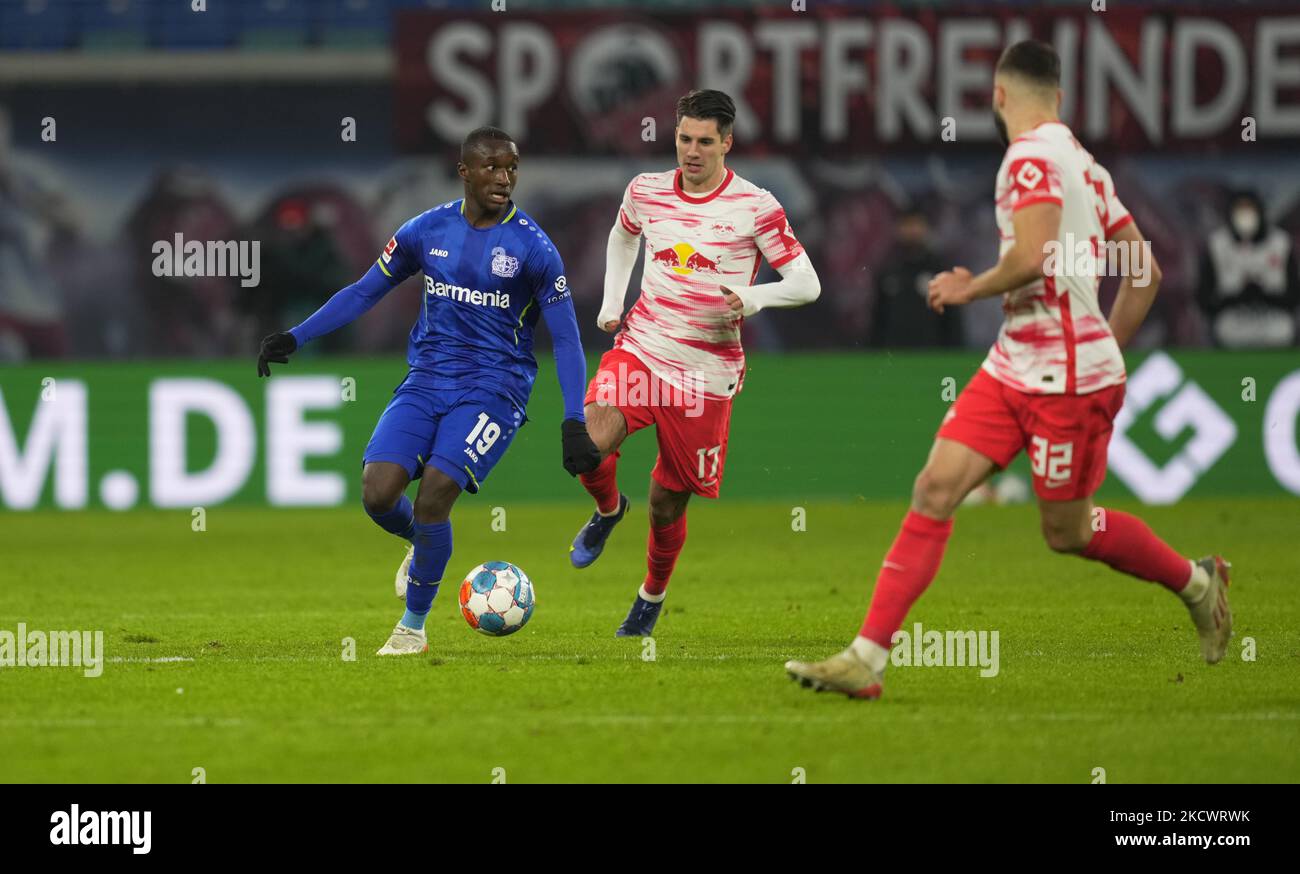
[615,593,663,637]
[569,494,630,568]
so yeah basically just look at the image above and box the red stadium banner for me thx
[393,3,1300,155]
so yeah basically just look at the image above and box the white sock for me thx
[1179,559,1210,604]
[638,584,666,604]
[849,635,889,674]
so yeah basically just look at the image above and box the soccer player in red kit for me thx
[786,41,1232,698]
[569,89,822,636]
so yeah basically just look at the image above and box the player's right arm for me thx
[596,179,644,334]
[1106,218,1162,349]
[256,219,420,376]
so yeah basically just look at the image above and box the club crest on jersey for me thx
[651,242,721,275]
[1012,159,1047,192]
[490,246,520,278]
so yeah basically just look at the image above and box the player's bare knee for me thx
[413,471,460,524]
[584,402,626,456]
[911,467,959,518]
[648,490,688,527]
[361,465,405,515]
[1041,520,1087,554]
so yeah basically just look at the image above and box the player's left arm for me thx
[723,192,821,315]
[928,201,1062,314]
[533,244,600,476]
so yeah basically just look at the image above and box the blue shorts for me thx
[363,378,524,494]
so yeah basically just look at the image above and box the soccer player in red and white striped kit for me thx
[786,40,1232,699]
[568,89,822,636]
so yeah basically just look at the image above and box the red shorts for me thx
[584,348,732,498]
[936,368,1125,501]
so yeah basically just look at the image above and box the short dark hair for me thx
[675,89,736,138]
[460,126,515,164]
[996,40,1060,89]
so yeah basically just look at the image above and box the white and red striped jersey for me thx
[982,121,1133,395]
[614,167,805,400]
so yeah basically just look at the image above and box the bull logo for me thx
[651,243,721,276]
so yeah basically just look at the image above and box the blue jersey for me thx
[376,199,572,413]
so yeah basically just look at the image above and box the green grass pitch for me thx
[1,497,1297,783]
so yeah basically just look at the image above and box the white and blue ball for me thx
[458,561,535,636]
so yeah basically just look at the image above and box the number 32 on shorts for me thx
[697,444,721,486]
[1029,436,1074,489]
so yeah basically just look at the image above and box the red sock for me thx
[859,511,954,648]
[1082,509,1191,592]
[644,514,687,596]
[579,452,621,515]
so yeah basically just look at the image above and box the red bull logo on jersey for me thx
[425,277,511,309]
[651,243,721,276]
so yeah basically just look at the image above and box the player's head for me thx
[1226,189,1265,240]
[992,40,1062,146]
[675,89,734,188]
[457,126,519,213]
[896,207,931,249]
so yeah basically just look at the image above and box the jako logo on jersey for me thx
[425,277,511,308]
[429,248,449,258]
[490,246,520,278]
[651,243,721,275]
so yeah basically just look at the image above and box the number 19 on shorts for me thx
[465,412,501,463]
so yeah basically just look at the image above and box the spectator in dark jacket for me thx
[870,209,962,347]
[1198,189,1300,348]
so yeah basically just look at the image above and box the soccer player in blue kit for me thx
[256,127,601,655]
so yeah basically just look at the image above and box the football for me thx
[457,561,536,636]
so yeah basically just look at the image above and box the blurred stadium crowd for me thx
[1,0,1298,361]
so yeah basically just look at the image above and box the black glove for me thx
[257,331,297,377]
[561,418,601,477]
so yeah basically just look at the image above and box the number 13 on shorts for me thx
[1029,435,1074,490]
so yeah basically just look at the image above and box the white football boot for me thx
[394,544,413,600]
[1185,555,1232,664]
[785,649,884,700]
[376,623,427,656]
